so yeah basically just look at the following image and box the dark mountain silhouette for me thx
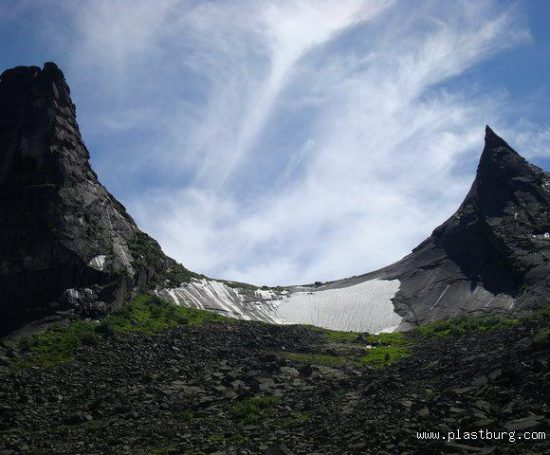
[0,63,196,335]
[344,126,550,327]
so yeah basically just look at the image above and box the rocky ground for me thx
[0,312,549,455]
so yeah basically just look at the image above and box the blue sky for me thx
[2,0,550,285]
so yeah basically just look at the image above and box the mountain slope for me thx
[1,303,549,454]
[0,63,196,335]
[157,127,550,332]
[2,62,549,336]
[310,126,550,329]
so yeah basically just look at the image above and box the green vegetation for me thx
[232,396,279,422]
[205,433,247,446]
[360,345,410,367]
[127,232,201,288]
[207,434,226,444]
[322,328,361,343]
[359,331,410,367]
[227,434,248,445]
[175,410,194,422]
[416,314,520,339]
[85,420,105,432]
[279,412,310,428]
[97,294,227,336]
[23,320,100,366]
[365,332,407,346]
[279,327,410,367]
[281,331,410,368]
[532,306,550,320]
[321,328,408,346]
[20,295,229,367]
[533,327,550,346]
[280,351,348,365]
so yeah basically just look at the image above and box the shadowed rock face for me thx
[2,62,549,335]
[0,63,193,335]
[340,126,550,327]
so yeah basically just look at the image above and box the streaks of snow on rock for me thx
[156,279,282,324]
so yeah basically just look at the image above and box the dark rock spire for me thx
[366,126,550,327]
[0,63,194,336]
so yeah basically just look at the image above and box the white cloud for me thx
[18,0,546,285]
[504,121,550,160]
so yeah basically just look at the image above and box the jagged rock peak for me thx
[0,61,81,187]
[377,126,550,327]
[0,62,196,336]
[477,125,541,184]
[0,62,66,86]
[0,62,71,109]
[484,125,511,149]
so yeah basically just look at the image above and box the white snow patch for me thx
[275,279,401,333]
[88,255,107,271]
[157,278,401,331]
[377,325,400,333]
[255,289,278,300]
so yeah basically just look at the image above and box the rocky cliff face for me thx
[0,63,195,335]
[2,62,548,336]
[343,126,550,327]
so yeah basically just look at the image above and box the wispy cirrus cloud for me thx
[4,0,549,285]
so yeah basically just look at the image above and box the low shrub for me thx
[416,314,519,339]
[232,397,279,422]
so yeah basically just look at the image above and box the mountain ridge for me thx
[2,62,550,336]
[346,123,550,327]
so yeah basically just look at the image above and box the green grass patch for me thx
[280,351,347,365]
[359,332,410,367]
[232,396,279,422]
[208,434,226,444]
[322,329,361,343]
[97,294,228,336]
[281,331,410,368]
[365,332,407,346]
[22,320,100,367]
[360,345,410,367]
[416,314,520,339]
[279,412,310,428]
[206,433,247,446]
[320,328,408,346]
[532,306,550,320]
[227,434,248,444]
[20,294,229,367]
